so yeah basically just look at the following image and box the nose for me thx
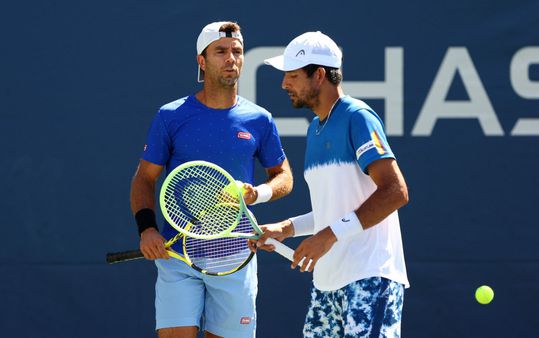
[225,51,236,64]
[281,75,288,90]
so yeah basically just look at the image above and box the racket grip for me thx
[261,239,313,270]
[106,250,144,264]
[266,238,294,262]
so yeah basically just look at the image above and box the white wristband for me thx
[288,212,315,237]
[251,183,272,205]
[329,211,364,241]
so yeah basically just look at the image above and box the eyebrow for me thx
[213,45,244,53]
[215,44,243,49]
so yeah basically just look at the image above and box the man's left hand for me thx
[292,226,337,272]
[241,183,258,205]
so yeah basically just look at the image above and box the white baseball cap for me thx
[264,31,342,71]
[196,21,244,82]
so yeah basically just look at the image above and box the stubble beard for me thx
[219,76,239,87]
[290,87,320,110]
[204,65,240,88]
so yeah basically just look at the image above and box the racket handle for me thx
[106,250,144,264]
[266,238,312,269]
[266,238,294,261]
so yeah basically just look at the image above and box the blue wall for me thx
[1,1,538,337]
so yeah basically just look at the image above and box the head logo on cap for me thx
[264,31,342,72]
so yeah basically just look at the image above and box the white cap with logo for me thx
[264,31,342,71]
[196,21,244,82]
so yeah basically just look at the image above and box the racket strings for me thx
[163,165,241,237]
[184,213,253,273]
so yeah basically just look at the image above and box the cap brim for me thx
[264,55,308,71]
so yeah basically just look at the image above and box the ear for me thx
[197,55,205,71]
[316,67,326,84]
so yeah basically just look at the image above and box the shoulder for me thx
[236,96,273,120]
[341,96,375,117]
[340,96,384,127]
[158,96,192,115]
[153,96,198,127]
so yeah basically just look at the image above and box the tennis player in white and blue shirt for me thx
[130,22,293,338]
[257,31,410,337]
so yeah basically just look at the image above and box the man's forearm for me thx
[130,176,157,214]
[355,183,408,229]
[267,171,293,201]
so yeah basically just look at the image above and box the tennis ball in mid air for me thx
[475,285,494,304]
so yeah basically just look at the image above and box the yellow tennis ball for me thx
[223,180,244,196]
[475,285,494,304]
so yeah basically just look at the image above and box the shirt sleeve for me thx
[349,108,395,173]
[141,110,171,166]
[289,211,315,237]
[256,116,286,168]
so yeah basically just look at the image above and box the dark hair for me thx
[200,22,242,57]
[302,64,342,85]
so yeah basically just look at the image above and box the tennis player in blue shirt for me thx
[130,21,293,338]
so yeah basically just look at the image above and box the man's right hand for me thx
[140,228,170,260]
[249,219,294,253]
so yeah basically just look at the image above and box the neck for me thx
[196,82,238,109]
[313,86,344,121]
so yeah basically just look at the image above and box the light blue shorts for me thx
[154,257,257,337]
[303,277,404,338]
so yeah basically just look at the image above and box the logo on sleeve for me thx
[355,140,375,160]
[143,144,148,152]
[237,131,252,140]
[355,131,387,160]
[240,317,252,324]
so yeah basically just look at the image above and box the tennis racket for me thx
[106,160,295,275]
[107,209,269,275]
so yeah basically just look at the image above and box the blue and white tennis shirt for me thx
[304,96,409,291]
[142,95,286,241]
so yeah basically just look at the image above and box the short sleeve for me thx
[350,109,395,173]
[256,116,286,168]
[141,110,172,166]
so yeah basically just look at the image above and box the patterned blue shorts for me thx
[303,277,404,338]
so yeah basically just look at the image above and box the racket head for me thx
[182,210,256,276]
[159,161,245,239]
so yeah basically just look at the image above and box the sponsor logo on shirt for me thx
[355,140,375,160]
[240,317,252,324]
[143,144,148,152]
[237,131,252,140]
[355,131,387,160]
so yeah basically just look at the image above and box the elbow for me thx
[398,185,409,207]
[280,169,294,196]
[387,182,408,209]
[286,173,294,195]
